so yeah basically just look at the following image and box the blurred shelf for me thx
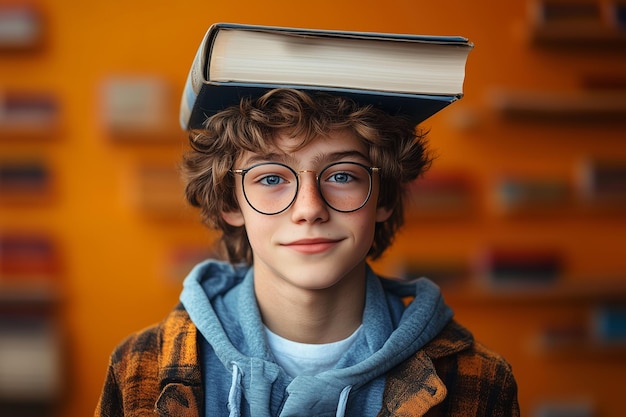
[540,340,626,356]
[530,23,626,49]
[0,284,59,307]
[0,125,61,141]
[442,280,626,305]
[532,331,626,356]
[489,90,626,123]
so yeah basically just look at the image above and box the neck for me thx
[254,263,367,344]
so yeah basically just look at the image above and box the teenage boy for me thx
[95,87,519,416]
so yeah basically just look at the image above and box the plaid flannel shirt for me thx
[95,303,519,417]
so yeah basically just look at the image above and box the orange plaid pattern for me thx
[95,304,519,417]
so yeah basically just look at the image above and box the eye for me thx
[327,171,353,184]
[259,174,285,186]
[246,163,294,188]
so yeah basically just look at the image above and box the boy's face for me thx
[222,129,392,293]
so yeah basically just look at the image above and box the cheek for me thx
[349,209,378,242]
[240,211,275,247]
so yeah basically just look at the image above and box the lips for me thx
[282,238,342,254]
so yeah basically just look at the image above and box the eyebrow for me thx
[240,150,371,167]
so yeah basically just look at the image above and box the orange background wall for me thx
[2,0,626,416]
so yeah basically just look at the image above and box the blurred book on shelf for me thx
[406,171,475,219]
[99,76,175,140]
[592,303,626,344]
[527,0,626,48]
[529,299,626,355]
[400,259,470,288]
[535,322,590,349]
[479,248,563,288]
[579,159,626,210]
[0,92,60,138]
[580,73,626,90]
[0,159,53,205]
[494,176,572,215]
[532,399,595,417]
[126,163,193,220]
[0,316,63,404]
[0,233,59,298]
[0,5,43,51]
[0,233,63,408]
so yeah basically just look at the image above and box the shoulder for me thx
[107,304,198,380]
[96,305,201,416]
[425,319,514,379]
[393,319,515,381]
[424,320,520,416]
[380,320,519,417]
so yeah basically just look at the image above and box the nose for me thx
[290,171,329,223]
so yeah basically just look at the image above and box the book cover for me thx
[180,23,473,129]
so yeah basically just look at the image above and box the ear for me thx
[221,209,245,227]
[375,205,393,223]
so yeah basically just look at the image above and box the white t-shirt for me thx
[264,325,363,378]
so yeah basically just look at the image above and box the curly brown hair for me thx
[182,88,432,264]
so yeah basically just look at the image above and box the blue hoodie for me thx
[180,259,453,417]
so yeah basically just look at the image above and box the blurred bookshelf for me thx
[1,6,65,411]
[400,5,626,409]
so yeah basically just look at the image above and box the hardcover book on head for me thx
[180,23,473,129]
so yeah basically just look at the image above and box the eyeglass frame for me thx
[231,161,381,215]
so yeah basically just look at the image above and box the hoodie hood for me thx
[180,259,453,417]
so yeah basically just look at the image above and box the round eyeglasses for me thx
[232,161,381,215]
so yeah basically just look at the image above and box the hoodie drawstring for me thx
[336,385,352,417]
[228,363,243,417]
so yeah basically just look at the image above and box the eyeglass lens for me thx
[239,162,374,215]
